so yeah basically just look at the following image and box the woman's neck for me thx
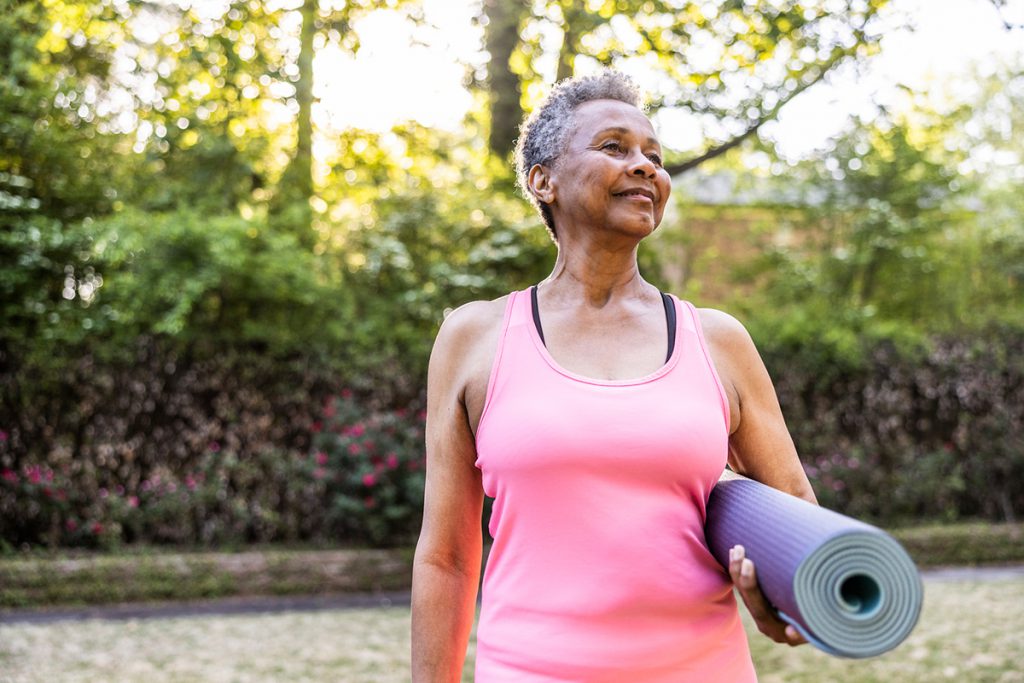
[542,236,651,308]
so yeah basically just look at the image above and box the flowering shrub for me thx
[309,393,426,546]
[768,328,1024,525]
[0,386,427,550]
[3,325,1022,549]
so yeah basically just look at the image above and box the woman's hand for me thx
[729,544,807,647]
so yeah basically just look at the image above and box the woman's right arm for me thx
[411,303,498,682]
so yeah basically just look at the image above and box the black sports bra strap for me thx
[530,285,675,363]
[531,285,546,345]
[660,292,676,363]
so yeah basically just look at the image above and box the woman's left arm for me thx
[699,307,817,646]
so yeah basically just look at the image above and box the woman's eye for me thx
[601,141,622,152]
[647,152,663,165]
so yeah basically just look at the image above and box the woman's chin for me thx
[615,217,658,239]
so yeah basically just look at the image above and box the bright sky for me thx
[317,0,1023,160]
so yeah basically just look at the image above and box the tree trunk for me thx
[294,0,314,201]
[271,0,315,246]
[484,0,525,160]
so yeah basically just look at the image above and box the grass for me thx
[0,548,414,609]
[889,522,1024,567]
[1,522,1021,611]
[1,576,1021,683]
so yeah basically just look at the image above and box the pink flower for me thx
[99,488,109,499]
[341,389,353,399]
[348,443,362,456]
[313,467,327,480]
[65,519,78,532]
[45,469,53,482]
[26,466,41,485]
[115,485,125,496]
[316,451,328,466]
[128,496,139,508]
[386,453,399,470]
[91,522,103,535]
[0,430,7,441]
[1,469,17,484]
[185,475,197,490]
[351,423,365,438]
[362,473,376,487]
[209,441,221,453]
[310,421,323,433]
[323,403,337,418]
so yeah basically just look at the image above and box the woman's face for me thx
[535,99,672,240]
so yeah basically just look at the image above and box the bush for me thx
[0,388,428,550]
[762,325,1024,524]
[309,393,426,547]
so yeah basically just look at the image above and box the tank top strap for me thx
[675,297,731,434]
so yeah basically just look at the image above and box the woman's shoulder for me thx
[430,294,512,370]
[693,306,752,348]
[436,295,511,343]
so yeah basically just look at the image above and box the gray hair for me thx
[514,70,644,240]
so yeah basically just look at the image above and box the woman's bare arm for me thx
[699,308,816,504]
[411,301,503,682]
[699,307,817,646]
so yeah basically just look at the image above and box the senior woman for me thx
[411,70,817,682]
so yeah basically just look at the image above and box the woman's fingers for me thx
[729,545,807,647]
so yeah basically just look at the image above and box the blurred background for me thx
[1,0,1022,555]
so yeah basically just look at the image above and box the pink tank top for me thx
[474,289,756,682]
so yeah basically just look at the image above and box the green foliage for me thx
[0,0,128,222]
[326,124,554,386]
[741,104,1023,337]
[89,209,344,356]
[488,0,891,165]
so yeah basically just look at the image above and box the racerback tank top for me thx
[473,288,757,682]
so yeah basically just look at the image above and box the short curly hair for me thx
[514,70,644,241]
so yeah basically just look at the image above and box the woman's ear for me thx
[528,164,556,205]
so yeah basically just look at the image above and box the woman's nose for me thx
[627,149,657,178]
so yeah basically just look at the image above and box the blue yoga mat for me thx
[704,471,923,658]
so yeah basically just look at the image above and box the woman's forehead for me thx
[570,99,658,142]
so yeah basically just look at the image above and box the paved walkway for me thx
[2,565,1022,626]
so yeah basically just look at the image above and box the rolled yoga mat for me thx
[704,470,923,658]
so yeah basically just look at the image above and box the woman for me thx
[411,70,817,682]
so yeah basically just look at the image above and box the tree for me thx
[744,83,1024,335]
[483,0,527,160]
[0,0,128,355]
[480,0,892,171]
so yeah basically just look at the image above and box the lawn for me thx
[1,577,1021,682]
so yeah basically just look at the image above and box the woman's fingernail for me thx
[742,559,752,577]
